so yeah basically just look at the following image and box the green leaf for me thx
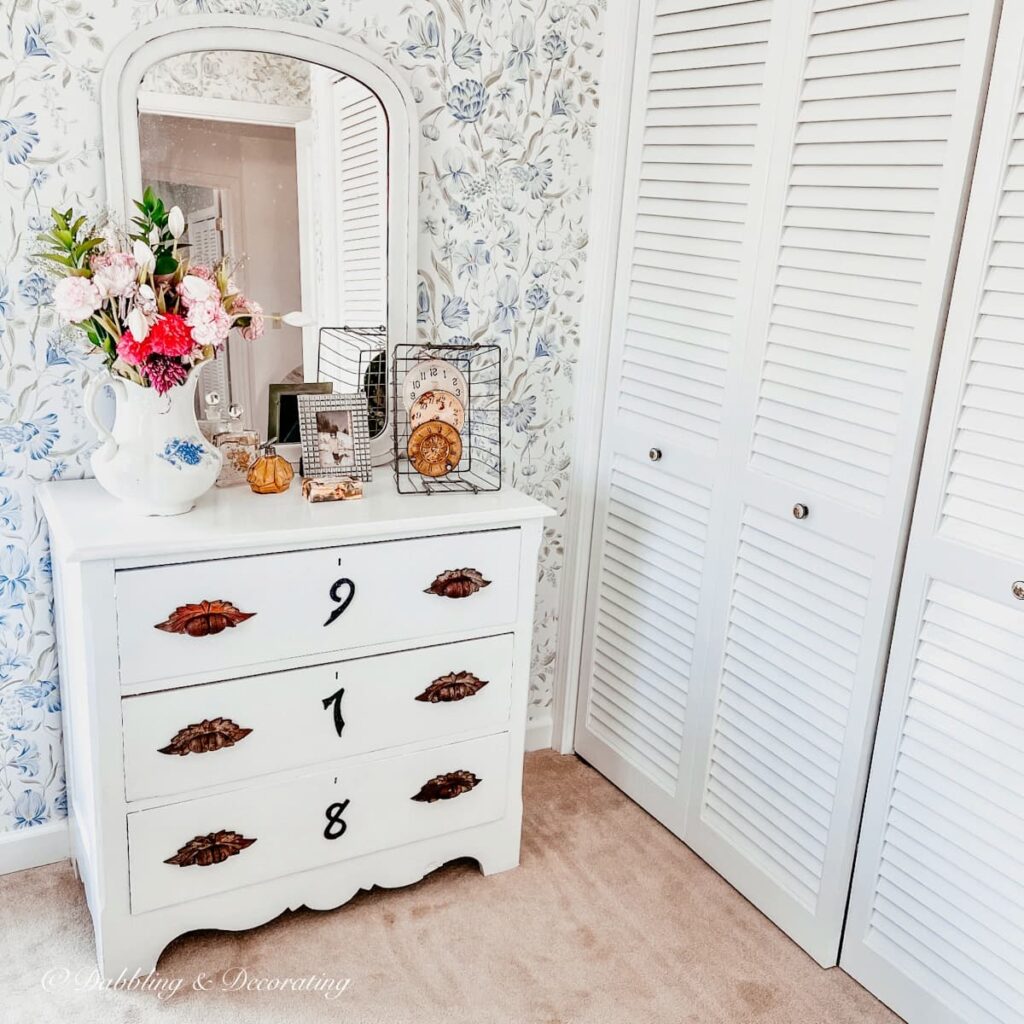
[154,251,178,276]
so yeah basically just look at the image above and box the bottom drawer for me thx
[127,732,510,914]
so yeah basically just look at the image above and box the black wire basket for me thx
[392,343,501,494]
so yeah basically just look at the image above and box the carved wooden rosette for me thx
[411,770,481,803]
[154,600,256,637]
[415,671,489,703]
[158,718,253,756]
[424,568,491,599]
[164,830,257,867]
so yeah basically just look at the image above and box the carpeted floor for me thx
[0,751,901,1024]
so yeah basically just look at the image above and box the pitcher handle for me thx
[84,371,120,459]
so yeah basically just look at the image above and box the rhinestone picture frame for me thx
[297,392,373,482]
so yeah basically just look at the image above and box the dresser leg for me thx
[95,924,165,981]
[476,815,522,876]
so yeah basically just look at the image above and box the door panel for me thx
[680,0,999,966]
[578,0,1000,968]
[843,7,1024,1021]
[575,0,787,837]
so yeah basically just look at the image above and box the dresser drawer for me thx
[115,529,521,688]
[122,634,514,801]
[127,732,509,914]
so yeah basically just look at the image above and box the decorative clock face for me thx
[409,390,466,432]
[402,359,468,411]
[407,420,463,477]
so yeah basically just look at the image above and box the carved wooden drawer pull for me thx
[411,770,481,802]
[154,600,256,637]
[164,830,256,867]
[424,568,491,599]
[158,717,253,756]
[415,671,489,703]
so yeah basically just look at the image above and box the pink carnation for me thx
[117,330,153,367]
[54,276,101,322]
[232,295,265,341]
[148,313,196,358]
[187,300,231,348]
[90,252,137,299]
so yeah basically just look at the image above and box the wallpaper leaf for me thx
[0,0,603,833]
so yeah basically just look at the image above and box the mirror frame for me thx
[100,15,419,464]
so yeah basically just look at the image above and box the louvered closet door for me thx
[577,0,1000,967]
[574,0,790,832]
[842,7,1024,1022]
[681,0,1000,966]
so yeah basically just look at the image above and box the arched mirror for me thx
[101,17,417,465]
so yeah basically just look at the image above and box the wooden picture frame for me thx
[297,392,372,482]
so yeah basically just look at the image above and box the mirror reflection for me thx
[137,50,389,449]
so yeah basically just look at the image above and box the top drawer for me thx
[115,529,521,688]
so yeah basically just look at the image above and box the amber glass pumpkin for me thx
[247,443,294,494]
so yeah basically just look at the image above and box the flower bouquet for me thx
[35,188,269,515]
[39,187,265,393]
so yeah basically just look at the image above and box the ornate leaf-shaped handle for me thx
[411,770,481,803]
[164,830,257,867]
[424,568,491,599]
[415,671,489,703]
[154,600,256,637]
[158,717,253,756]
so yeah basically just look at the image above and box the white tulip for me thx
[148,226,161,246]
[127,307,150,341]
[282,310,311,326]
[167,206,185,240]
[132,239,155,275]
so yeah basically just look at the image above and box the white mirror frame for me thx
[100,14,418,465]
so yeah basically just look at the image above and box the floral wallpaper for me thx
[0,0,602,836]
[141,49,313,103]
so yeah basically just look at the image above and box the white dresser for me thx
[38,479,550,976]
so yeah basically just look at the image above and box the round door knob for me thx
[792,503,809,520]
[1012,581,1024,600]
[649,448,662,463]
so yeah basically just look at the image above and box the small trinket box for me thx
[213,430,259,487]
[301,476,364,502]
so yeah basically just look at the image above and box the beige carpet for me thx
[0,751,900,1024]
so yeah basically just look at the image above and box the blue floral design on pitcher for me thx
[158,436,211,470]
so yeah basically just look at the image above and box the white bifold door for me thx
[842,5,1024,1022]
[575,0,999,965]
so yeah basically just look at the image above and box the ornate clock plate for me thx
[409,389,466,432]
[401,359,468,412]
[407,420,463,477]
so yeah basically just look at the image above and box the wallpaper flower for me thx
[0,0,602,834]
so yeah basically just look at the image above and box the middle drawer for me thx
[122,634,513,801]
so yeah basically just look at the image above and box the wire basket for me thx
[317,326,388,440]
[392,343,501,494]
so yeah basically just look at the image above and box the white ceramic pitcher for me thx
[84,366,222,516]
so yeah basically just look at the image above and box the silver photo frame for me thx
[297,392,373,482]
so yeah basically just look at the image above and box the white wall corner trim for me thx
[0,821,69,877]
[551,1,642,755]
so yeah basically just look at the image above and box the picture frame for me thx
[297,392,373,482]
[268,382,334,447]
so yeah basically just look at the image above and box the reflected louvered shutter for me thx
[334,77,387,329]
[844,8,1024,1022]
[575,0,785,834]
[577,0,998,969]
[683,0,998,966]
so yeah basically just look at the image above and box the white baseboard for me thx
[0,820,69,877]
[525,714,553,752]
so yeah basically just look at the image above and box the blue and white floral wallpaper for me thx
[0,0,603,835]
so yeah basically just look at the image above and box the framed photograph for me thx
[268,382,333,446]
[297,392,373,482]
